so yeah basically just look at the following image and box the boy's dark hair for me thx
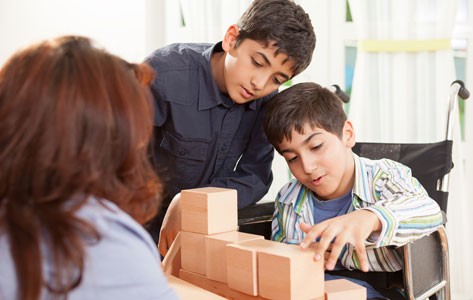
[263,82,347,152]
[236,0,316,76]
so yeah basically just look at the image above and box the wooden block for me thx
[179,269,268,300]
[162,232,181,277]
[166,274,227,299]
[181,187,238,234]
[324,279,367,300]
[258,242,324,300]
[226,239,278,296]
[206,231,264,283]
[181,231,206,275]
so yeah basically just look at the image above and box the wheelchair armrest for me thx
[237,201,274,240]
[403,226,450,300]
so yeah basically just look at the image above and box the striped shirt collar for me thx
[352,153,377,204]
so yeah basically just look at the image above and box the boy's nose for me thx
[250,74,267,90]
[301,157,316,174]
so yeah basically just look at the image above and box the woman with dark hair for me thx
[0,36,178,300]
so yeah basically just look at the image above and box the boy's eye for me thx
[273,77,283,85]
[251,57,263,67]
[286,156,298,163]
[311,143,323,151]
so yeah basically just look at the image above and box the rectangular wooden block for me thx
[181,231,206,275]
[181,187,238,234]
[206,231,264,283]
[257,242,324,300]
[324,279,367,300]
[167,275,227,299]
[226,239,277,296]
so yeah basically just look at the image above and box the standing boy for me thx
[263,82,444,299]
[145,0,316,255]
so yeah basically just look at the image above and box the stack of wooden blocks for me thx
[166,187,367,300]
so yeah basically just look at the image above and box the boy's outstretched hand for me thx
[158,193,182,257]
[299,209,382,272]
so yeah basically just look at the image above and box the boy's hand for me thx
[158,193,181,257]
[299,209,381,272]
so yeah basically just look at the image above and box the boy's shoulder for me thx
[145,42,213,72]
[357,155,409,172]
[354,154,413,185]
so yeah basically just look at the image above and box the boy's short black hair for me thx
[263,82,347,152]
[236,0,316,76]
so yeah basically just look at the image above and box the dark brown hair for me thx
[0,36,161,299]
[263,82,347,152]
[236,0,316,76]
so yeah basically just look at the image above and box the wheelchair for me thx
[238,80,470,300]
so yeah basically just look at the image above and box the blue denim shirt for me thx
[145,42,275,208]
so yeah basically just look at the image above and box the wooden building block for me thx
[167,275,227,299]
[226,240,264,296]
[206,231,264,283]
[258,242,324,300]
[181,231,206,275]
[324,279,367,300]
[181,187,238,234]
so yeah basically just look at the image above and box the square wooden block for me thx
[258,242,324,300]
[226,239,278,296]
[206,231,264,283]
[325,279,367,300]
[181,187,238,234]
[181,231,207,275]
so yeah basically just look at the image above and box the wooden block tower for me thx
[180,187,263,280]
[172,186,367,300]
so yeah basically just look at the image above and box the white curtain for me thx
[348,1,472,299]
[348,0,457,143]
[163,0,252,45]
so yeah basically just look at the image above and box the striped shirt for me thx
[271,154,443,272]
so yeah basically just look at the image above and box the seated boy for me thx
[263,82,444,299]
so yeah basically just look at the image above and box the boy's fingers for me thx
[325,237,346,270]
[354,242,369,272]
[158,238,168,257]
[299,223,325,248]
[299,222,312,233]
[310,229,337,263]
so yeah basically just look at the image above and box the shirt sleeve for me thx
[361,160,444,247]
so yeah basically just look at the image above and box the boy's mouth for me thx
[241,86,254,99]
[311,175,324,186]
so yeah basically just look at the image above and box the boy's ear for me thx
[343,120,356,148]
[222,24,240,52]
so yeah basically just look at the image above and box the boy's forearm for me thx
[364,194,443,247]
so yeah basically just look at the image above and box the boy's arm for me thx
[361,161,444,248]
[300,160,443,272]
[209,108,274,209]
